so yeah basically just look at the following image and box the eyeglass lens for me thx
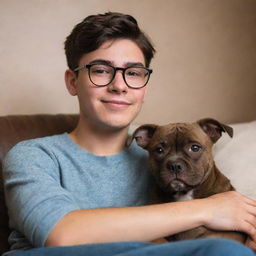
[89,64,150,88]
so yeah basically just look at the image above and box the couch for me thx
[0,114,79,254]
[0,114,255,254]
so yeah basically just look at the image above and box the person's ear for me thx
[65,69,78,96]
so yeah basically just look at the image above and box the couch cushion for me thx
[0,114,78,254]
[213,120,256,199]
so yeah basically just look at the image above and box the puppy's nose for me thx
[166,161,185,174]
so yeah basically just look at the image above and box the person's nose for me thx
[107,70,128,94]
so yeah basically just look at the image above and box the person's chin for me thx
[103,120,131,131]
[98,115,133,131]
[100,106,140,131]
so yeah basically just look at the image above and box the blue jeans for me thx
[7,238,255,256]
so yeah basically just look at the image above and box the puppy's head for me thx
[129,118,233,195]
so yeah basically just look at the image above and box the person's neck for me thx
[69,118,130,156]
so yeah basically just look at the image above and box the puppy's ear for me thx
[126,124,158,149]
[197,118,233,143]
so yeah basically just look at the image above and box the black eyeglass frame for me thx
[73,64,153,89]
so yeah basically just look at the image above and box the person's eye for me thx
[91,65,110,75]
[126,68,143,77]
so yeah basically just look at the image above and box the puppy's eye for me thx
[190,144,201,152]
[155,147,165,154]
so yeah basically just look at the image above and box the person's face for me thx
[65,39,149,130]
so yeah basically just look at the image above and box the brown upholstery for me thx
[0,114,79,254]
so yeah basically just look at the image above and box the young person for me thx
[3,12,256,256]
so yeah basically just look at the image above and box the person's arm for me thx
[46,191,256,249]
[4,142,256,250]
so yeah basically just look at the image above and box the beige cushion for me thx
[214,121,256,199]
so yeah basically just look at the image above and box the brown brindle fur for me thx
[129,118,246,244]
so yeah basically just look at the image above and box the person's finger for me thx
[241,220,256,243]
[245,236,256,251]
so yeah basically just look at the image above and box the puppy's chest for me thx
[173,190,195,202]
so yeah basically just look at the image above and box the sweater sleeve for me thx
[3,142,80,248]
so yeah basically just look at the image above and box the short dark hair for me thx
[64,12,155,71]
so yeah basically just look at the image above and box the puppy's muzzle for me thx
[166,160,186,175]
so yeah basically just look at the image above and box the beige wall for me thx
[1,0,256,125]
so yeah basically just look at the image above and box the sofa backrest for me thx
[0,114,78,254]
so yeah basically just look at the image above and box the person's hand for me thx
[200,191,256,247]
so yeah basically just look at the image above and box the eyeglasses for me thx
[73,64,153,89]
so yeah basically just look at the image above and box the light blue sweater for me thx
[3,133,151,252]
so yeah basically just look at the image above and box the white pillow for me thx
[213,121,256,199]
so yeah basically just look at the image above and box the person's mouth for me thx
[101,99,132,107]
